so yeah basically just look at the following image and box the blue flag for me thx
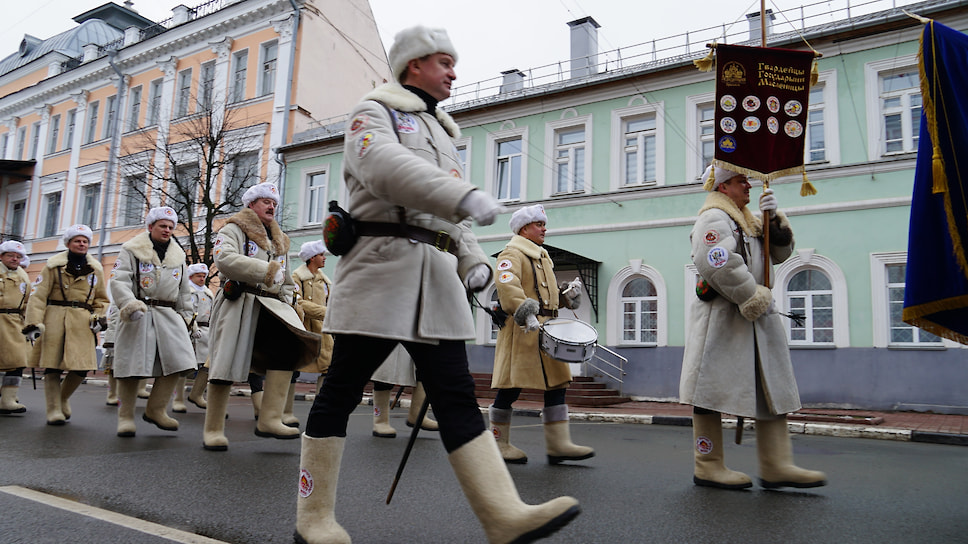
[903,21,968,344]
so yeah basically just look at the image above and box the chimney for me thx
[746,9,775,43]
[499,69,525,93]
[568,16,600,79]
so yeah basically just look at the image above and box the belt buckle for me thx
[434,231,451,253]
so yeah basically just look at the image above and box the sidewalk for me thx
[85,372,968,446]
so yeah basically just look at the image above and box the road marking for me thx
[0,485,229,544]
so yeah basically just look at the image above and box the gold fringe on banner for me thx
[810,60,819,87]
[800,172,817,196]
[711,159,813,190]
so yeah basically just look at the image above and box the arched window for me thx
[607,264,666,346]
[621,277,657,344]
[786,269,834,344]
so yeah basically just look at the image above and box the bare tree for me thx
[118,97,267,278]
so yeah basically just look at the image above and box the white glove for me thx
[191,328,203,340]
[563,277,582,298]
[90,317,106,333]
[129,310,144,322]
[22,326,41,342]
[457,190,505,226]
[463,264,491,292]
[521,314,541,333]
[273,269,285,285]
[759,188,778,218]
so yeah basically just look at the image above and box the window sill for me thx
[789,343,837,349]
[886,344,946,351]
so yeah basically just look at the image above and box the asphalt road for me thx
[2,383,966,543]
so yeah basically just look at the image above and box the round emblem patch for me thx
[696,436,714,455]
[245,241,259,257]
[720,95,737,112]
[298,468,314,498]
[703,230,720,245]
[498,271,515,283]
[767,117,779,134]
[139,262,154,274]
[784,120,804,138]
[497,259,513,271]
[718,135,737,153]
[707,246,729,269]
[349,115,369,134]
[784,100,803,117]
[767,96,780,113]
[491,425,503,440]
[720,117,736,134]
[19,282,26,294]
[141,276,154,289]
[172,268,181,280]
[742,95,760,112]
[357,133,375,158]
[742,116,761,133]
[394,112,419,134]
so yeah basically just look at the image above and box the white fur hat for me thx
[0,240,27,258]
[388,25,458,82]
[702,164,744,192]
[145,206,177,228]
[187,263,208,276]
[62,224,92,245]
[242,182,280,207]
[509,204,548,235]
[298,240,327,262]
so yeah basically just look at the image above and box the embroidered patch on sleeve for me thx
[707,247,729,269]
[395,112,419,133]
[703,230,720,245]
[497,259,513,271]
[498,271,515,283]
[357,133,375,158]
[349,115,370,134]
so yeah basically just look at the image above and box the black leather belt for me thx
[49,300,93,311]
[197,321,210,327]
[356,221,459,255]
[0,308,23,315]
[243,285,279,298]
[538,309,558,318]
[141,299,176,308]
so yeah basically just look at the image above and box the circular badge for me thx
[172,268,180,280]
[245,241,259,257]
[784,100,803,117]
[720,117,737,134]
[784,120,804,138]
[140,276,154,289]
[720,95,737,112]
[742,117,761,132]
[767,116,779,134]
[742,95,760,112]
[298,468,314,498]
[497,259,513,271]
[88,275,98,286]
[696,436,714,455]
[717,135,737,153]
[707,246,729,268]
[19,282,27,294]
[767,96,781,113]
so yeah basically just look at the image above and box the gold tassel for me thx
[800,172,817,196]
[702,166,717,191]
[810,59,819,87]
[694,46,715,73]
[932,146,945,193]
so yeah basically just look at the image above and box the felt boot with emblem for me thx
[294,435,351,544]
[488,405,527,464]
[371,389,396,438]
[692,411,752,489]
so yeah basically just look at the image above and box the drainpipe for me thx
[274,0,301,223]
[98,49,127,261]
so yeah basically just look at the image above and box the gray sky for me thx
[0,0,924,90]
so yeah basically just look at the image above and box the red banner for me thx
[713,44,816,182]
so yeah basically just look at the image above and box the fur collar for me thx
[225,208,290,255]
[46,250,104,272]
[121,231,186,268]
[293,264,332,284]
[362,83,461,138]
[698,191,762,237]
[505,235,549,261]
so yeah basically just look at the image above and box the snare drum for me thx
[539,318,598,363]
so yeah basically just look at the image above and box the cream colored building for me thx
[0,0,389,271]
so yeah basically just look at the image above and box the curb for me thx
[84,380,962,446]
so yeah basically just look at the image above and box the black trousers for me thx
[306,334,485,453]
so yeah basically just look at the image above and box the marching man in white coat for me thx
[680,165,826,490]
[295,25,579,544]
[0,240,31,415]
[203,182,320,451]
[109,207,198,437]
[172,262,215,412]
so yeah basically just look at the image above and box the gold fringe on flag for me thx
[810,59,819,87]
[800,172,817,196]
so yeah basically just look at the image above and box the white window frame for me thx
[8,199,26,239]
[232,50,249,103]
[304,168,328,226]
[198,61,215,111]
[46,114,60,155]
[611,101,665,190]
[78,183,100,229]
[685,91,716,183]
[869,252,957,349]
[607,263,667,346]
[175,69,193,118]
[65,108,77,149]
[120,175,147,227]
[485,126,528,203]
[102,95,117,141]
[259,40,278,97]
[127,86,142,131]
[15,126,26,160]
[0,133,7,159]
[454,136,471,179]
[29,121,40,159]
[41,191,62,238]
[774,250,849,348]
[865,54,919,160]
[85,101,99,144]
[544,114,592,197]
[147,79,163,126]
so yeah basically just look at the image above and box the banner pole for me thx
[761,0,772,288]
